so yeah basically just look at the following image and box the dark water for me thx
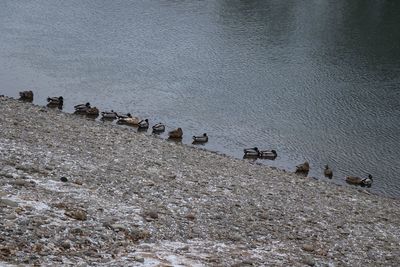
[1,0,399,198]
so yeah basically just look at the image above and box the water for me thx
[1,0,399,198]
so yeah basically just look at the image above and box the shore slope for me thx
[0,97,399,266]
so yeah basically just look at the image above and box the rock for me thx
[111,224,127,232]
[11,179,28,186]
[0,198,19,207]
[65,209,87,221]
[133,256,145,263]
[5,213,17,220]
[302,244,315,252]
[302,255,316,266]
[126,229,150,242]
[185,213,196,221]
[61,240,71,250]
[144,210,158,220]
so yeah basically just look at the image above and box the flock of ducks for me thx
[18,90,374,188]
[18,91,207,144]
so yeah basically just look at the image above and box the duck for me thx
[117,116,140,126]
[345,174,373,187]
[116,113,132,119]
[101,110,118,120]
[19,91,33,101]
[47,96,63,107]
[295,161,310,174]
[258,149,277,159]
[324,165,333,178]
[74,102,91,114]
[243,147,259,158]
[138,119,149,129]
[152,123,165,133]
[192,133,208,144]
[168,128,183,139]
[86,107,99,116]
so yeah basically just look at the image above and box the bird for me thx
[192,133,208,144]
[296,161,310,174]
[168,128,183,139]
[74,102,91,114]
[117,116,140,126]
[258,149,277,159]
[86,107,99,116]
[47,96,63,108]
[345,174,373,187]
[116,113,132,119]
[324,165,333,178]
[152,123,165,133]
[19,91,33,101]
[243,147,259,158]
[101,110,118,120]
[138,119,149,130]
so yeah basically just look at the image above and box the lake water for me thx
[1,0,399,198]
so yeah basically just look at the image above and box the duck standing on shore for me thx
[345,174,373,187]
[168,128,183,139]
[324,165,333,178]
[19,91,33,102]
[243,147,259,158]
[295,161,310,175]
[192,133,208,144]
[152,123,165,133]
[47,96,63,109]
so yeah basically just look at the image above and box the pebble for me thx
[302,255,316,266]
[0,198,19,207]
[65,209,87,221]
[302,244,315,252]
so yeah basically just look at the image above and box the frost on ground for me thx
[1,97,400,266]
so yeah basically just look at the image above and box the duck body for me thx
[296,161,310,174]
[101,110,118,119]
[324,165,333,178]
[116,113,132,119]
[74,102,91,114]
[152,123,165,133]
[86,107,99,116]
[243,147,259,158]
[168,128,183,139]
[117,116,140,126]
[258,149,277,159]
[345,174,373,187]
[138,119,149,129]
[47,96,63,107]
[19,91,33,101]
[192,133,208,144]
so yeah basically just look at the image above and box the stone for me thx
[302,255,316,266]
[65,209,87,221]
[185,213,196,221]
[302,244,315,252]
[0,199,19,207]
[61,241,71,250]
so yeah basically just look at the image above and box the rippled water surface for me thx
[1,0,399,197]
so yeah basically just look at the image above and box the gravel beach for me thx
[1,96,399,266]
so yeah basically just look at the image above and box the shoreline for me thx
[1,96,400,266]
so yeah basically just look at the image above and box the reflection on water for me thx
[0,0,399,197]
